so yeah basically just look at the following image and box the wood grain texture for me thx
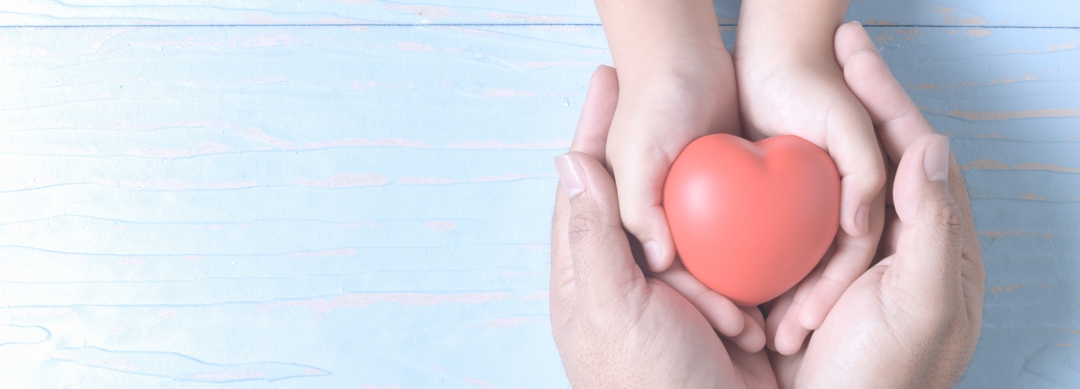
[0,1,1076,388]
[2,1,1076,27]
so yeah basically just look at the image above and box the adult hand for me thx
[736,0,887,353]
[768,22,985,388]
[550,66,773,388]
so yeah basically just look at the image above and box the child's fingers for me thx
[608,153,678,273]
[798,192,884,330]
[764,287,796,352]
[654,264,746,338]
[772,275,815,356]
[745,305,767,334]
[824,23,891,238]
[824,101,887,238]
[729,308,766,353]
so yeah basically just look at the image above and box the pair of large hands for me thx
[550,23,985,387]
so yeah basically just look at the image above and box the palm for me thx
[639,282,775,387]
[557,274,775,388]
[769,157,981,387]
[769,258,897,387]
[736,47,887,356]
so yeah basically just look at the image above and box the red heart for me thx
[664,134,840,306]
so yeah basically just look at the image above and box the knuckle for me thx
[567,204,606,248]
[866,166,888,192]
[934,200,965,239]
[609,205,649,235]
[832,238,865,259]
[948,168,970,196]
[618,209,648,231]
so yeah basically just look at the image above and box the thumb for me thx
[609,151,677,273]
[555,152,643,304]
[888,134,964,301]
[824,95,886,237]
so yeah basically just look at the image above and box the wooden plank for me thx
[850,0,1080,27]
[0,1,1076,27]
[0,0,606,26]
[0,24,600,388]
[0,6,1075,389]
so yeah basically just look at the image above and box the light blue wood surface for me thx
[0,1,1076,388]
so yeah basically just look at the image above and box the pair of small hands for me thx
[550,23,985,387]
[605,15,885,355]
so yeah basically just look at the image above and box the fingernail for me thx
[643,241,663,271]
[856,205,870,234]
[852,20,863,27]
[923,136,949,182]
[555,154,586,197]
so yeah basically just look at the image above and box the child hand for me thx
[595,0,741,274]
[596,0,781,344]
[735,3,887,353]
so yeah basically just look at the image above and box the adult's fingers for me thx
[834,21,870,69]
[552,180,578,334]
[551,65,622,328]
[609,151,677,273]
[838,21,984,331]
[889,134,964,305]
[824,100,886,237]
[551,183,574,333]
[556,152,644,307]
[836,21,938,163]
[799,189,885,330]
[826,21,887,237]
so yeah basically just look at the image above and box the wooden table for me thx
[0,1,1076,387]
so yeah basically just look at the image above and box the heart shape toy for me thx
[664,134,840,306]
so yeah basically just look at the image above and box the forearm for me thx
[595,0,729,91]
[737,0,850,59]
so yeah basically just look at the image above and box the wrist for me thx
[612,62,740,139]
[606,27,731,93]
[616,50,730,94]
[736,0,849,61]
[734,44,837,75]
[597,0,731,90]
